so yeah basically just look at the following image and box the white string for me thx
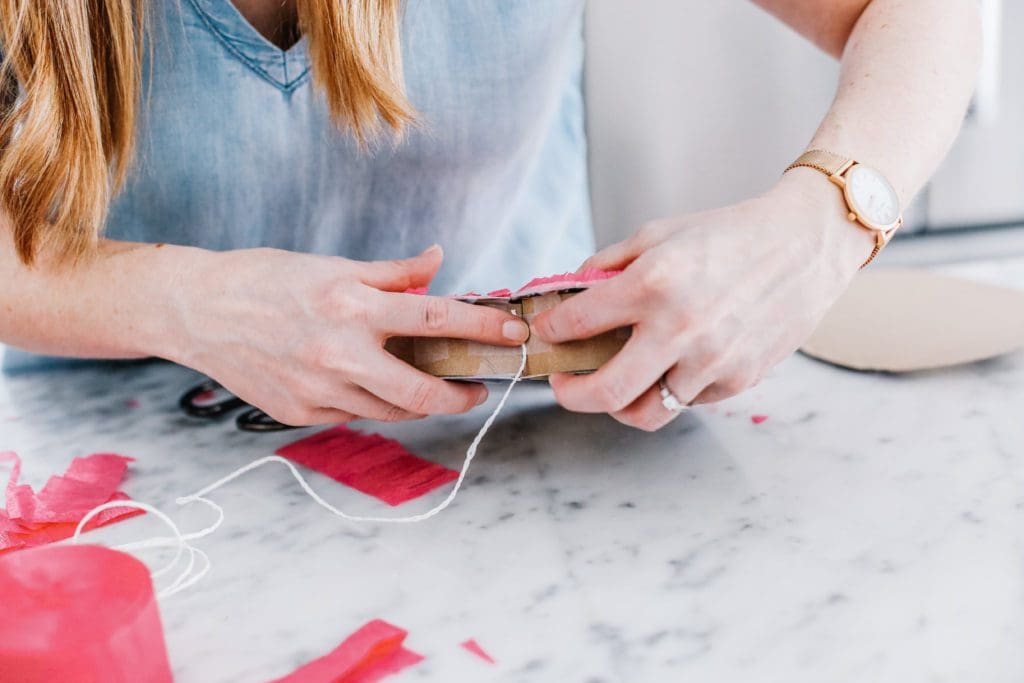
[71,499,204,597]
[176,343,528,524]
[114,496,225,548]
[71,343,528,597]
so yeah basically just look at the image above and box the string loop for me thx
[74,344,528,596]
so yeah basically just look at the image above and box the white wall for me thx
[584,2,841,246]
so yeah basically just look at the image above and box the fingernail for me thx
[475,386,489,405]
[422,244,442,256]
[502,319,530,342]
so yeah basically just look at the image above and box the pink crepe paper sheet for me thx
[0,452,144,554]
[406,268,621,300]
[751,414,769,425]
[514,268,621,297]
[275,426,458,507]
[459,638,497,665]
[271,619,424,683]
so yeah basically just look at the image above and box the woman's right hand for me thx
[171,245,530,426]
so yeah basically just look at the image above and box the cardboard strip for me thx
[389,269,630,379]
[387,292,630,380]
[275,426,459,507]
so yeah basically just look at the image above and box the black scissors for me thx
[179,380,296,432]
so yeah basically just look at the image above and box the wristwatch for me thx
[785,149,903,268]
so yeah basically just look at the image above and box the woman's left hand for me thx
[530,171,877,431]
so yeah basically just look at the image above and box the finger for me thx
[530,275,640,344]
[354,351,490,416]
[577,223,671,272]
[690,370,759,405]
[379,292,530,345]
[577,241,638,273]
[316,382,424,423]
[611,360,715,429]
[357,244,444,292]
[265,406,357,427]
[578,239,644,273]
[303,408,359,426]
[660,361,715,407]
[610,384,682,432]
[547,334,673,413]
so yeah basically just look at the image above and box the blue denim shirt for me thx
[4,0,593,371]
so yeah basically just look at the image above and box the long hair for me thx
[0,1,414,265]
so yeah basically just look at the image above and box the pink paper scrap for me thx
[515,268,622,296]
[0,452,144,554]
[271,619,424,683]
[452,268,622,301]
[460,638,497,665]
[276,426,458,507]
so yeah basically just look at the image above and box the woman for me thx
[0,1,980,431]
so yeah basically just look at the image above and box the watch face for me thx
[845,165,901,228]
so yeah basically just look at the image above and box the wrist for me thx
[770,167,878,280]
[133,243,217,366]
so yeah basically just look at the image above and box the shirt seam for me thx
[184,0,311,93]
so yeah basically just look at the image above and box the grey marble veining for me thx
[2,259,1023,683]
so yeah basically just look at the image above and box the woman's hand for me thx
[172,245,530,426]
[531,170,876,431]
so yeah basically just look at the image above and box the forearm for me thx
[805,0,982,204]
[764,0,982,272]
[0,214,203,362]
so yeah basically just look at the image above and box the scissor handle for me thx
[179,380,247,419]
[235,407,296,432]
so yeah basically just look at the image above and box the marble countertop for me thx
[2,259,1023,683]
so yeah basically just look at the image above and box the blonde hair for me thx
[0,0,414,265]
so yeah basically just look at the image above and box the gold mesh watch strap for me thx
[784,149,851,176]
[862,239,884,268]
[786,149,889,269]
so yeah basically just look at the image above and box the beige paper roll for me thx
[801,269,1024,372]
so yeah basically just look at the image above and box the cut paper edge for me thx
[6,453,135,524]
[0,492,144,554]
[276,426,458,507]
[515,268,622,297]
[271,619,424,683]
[460,638,497,665]
[0,452,143,554]
[449,268,622,302]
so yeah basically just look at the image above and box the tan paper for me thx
[386,291,630,379]
[801,268,1024,372]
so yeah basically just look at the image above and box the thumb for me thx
[359,244,444,292]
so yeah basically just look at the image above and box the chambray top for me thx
[4,0,593,371]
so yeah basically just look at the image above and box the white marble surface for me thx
[2,259,1023,683]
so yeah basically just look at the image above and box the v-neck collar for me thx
[187,0,311,92]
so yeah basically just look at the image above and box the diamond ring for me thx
[658,374,686,413]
